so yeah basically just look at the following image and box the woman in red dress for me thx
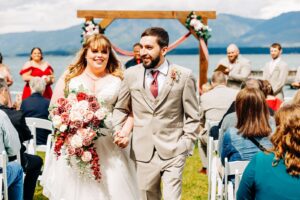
[20,47,54,100]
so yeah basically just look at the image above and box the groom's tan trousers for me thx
[136,151,186,200]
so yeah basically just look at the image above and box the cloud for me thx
[0,0,299,34]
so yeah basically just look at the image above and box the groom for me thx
[113,27,200,200]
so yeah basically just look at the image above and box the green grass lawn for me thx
[34,147,208,200]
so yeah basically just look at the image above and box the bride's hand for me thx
[113,131,129,148]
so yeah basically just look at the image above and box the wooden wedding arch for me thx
[77,10,216,88]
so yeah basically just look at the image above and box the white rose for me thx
[194,21,203,31]
[70,134,83,148]
[77,100,89,110]
[190,19,197,27]
[59,124,68,132]
[94,109,106,120]
[81,151,92,162]
[69,111,83,122]
[52,115,62,129]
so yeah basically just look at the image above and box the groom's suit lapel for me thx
[155,63,174,108]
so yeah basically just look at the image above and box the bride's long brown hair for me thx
[64,34,123,94]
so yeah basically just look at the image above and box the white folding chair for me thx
[25,117,53,155]
[207,137,222,200]
[0,151,8,200]
[224,158,249,200]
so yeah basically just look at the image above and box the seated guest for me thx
[0,78,43,200]
[21,77,50,145]
[260,79,282,111]
[0,109,23,200]
[237,104,300,199]
[210,79,275,140]
[200,71,238,122]
[220,88,274,165]
[199,71,238,171]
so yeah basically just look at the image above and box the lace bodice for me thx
[68,73,122,112]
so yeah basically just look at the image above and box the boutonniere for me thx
[170,68,181,82]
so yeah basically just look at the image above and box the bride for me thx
[41,34,139,200]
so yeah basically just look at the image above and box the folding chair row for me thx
[25,117,53,155]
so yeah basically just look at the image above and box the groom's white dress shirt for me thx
[145,59,168,94]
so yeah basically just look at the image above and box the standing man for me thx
[113,27,200,200]
[217,44,251,89]
[125,43,142,69]
[262,43,288,100]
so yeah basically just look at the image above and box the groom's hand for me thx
[113,131,129,149]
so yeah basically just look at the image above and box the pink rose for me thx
[77,128,88,138]
[92,117,101,127]
[60,112,70,124]
[82,137,92,146]
[84,111,94,123]
[81,151,92,162]
[67,146,76,155]
[70,120,83,129]
[57,97,68,107]
[89,101,100,112]
[64,103,73,112]
[78,107,87,117]
[75,148,84,156]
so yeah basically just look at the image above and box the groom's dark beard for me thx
[142,55,161,69]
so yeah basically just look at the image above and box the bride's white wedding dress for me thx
[41,72,139,200]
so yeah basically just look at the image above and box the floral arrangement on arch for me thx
[185,11,212,42]
[49,90,109,181]
[81,19,100,45]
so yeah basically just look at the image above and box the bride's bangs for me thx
[89,38,109,53]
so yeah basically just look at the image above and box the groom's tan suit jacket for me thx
[113,63,200,162]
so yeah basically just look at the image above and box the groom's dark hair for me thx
[141,27,169,48]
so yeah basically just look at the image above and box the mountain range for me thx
[0,11,299,56]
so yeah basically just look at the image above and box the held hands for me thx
[113,131,129,149]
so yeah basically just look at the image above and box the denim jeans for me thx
[7,162,23,200]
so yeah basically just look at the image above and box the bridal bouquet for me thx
[50,91,108,181]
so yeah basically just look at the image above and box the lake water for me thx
[4,54,300,99]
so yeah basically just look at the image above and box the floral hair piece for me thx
[81,19,100,45]
[185,11,212,42]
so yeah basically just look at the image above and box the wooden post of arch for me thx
[78,10,216,90]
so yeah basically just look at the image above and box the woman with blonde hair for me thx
[41,34,139,200]
[237,104,300,199]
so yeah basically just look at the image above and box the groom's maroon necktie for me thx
[150,70,159,98]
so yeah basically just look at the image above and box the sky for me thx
[0,0,299,34]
